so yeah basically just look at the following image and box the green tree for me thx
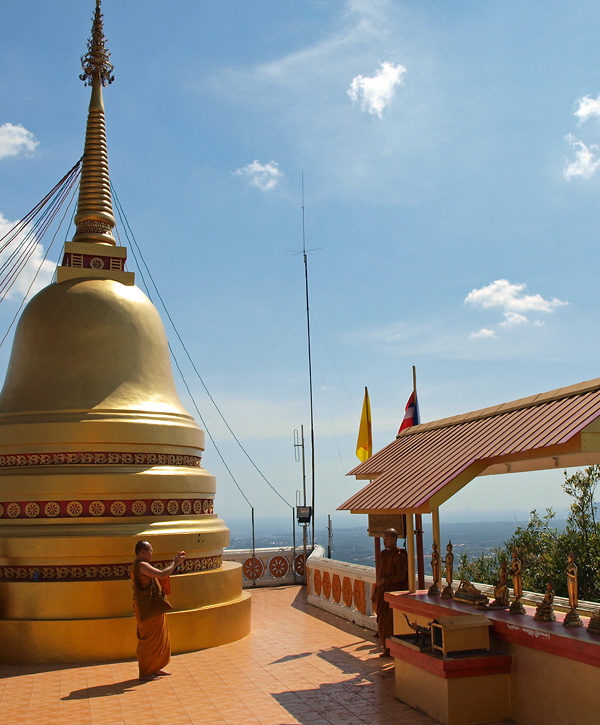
[458,466,600,602]
[504,508,561,595]
[457,549,505,584]
[558,466,600,600]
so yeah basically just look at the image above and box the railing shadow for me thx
[270,643,401,725]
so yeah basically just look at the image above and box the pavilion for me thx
[338,377,600,725]
[340,376,600,591]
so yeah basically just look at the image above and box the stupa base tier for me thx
[0,467,216,503]
[0,516,230,558]
[0,561,243,619]
[0,591,251,664]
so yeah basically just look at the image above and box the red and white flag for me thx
[398,391,420,434]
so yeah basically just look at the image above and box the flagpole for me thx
[412,365,417,408]
[356,388,380,580]
[411,365,426,589]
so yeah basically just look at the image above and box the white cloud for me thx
[347,61,406,118]
[0,123,39,160]
[232,160,283,191]
[563,134,600,180]
[0,213,55,300]
[574,94,600,124]
[465,279,568,314]
[500,311,528,327]
[465,280,567,337]
[470,328,496,339]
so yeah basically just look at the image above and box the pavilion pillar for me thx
[374,536,381,578]
[406,513,416,592]
[415,513,425,589]
[431,506,441,587]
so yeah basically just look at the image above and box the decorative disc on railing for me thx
[242,557,264,580]
[268,555,290,578]
[294,553,305,576]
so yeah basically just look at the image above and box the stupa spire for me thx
[59,0,132,284]
[72,0,116,245]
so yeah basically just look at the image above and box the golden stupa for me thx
[0,0,250,664]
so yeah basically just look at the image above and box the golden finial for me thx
[80,0,114,87]
[72,0,116,246]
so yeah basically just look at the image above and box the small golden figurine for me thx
[488,560,510,609]
[428,541,441,596]
[509,549,526,614]
[534,582,556,622]
[454,579,489,606]
[403,613,432,651]
[563,552,582,627]
[441,540,454,599]
[588,609,600,634]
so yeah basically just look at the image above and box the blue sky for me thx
[2,0,600,529]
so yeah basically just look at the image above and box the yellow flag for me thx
[356,387,372,462]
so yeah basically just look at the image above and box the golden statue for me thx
[427,541,441,596]
[509,549,526,614]
[488,560,510,609]
[441,541,454,599]
[454,579,488,606]
[534,582,556,622]
[510,550,523,599]
[566,552,578,608]
[563,552,582,627]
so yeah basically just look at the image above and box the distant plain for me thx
[225,518,566,567]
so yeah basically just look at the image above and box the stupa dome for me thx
[0,278,193,420]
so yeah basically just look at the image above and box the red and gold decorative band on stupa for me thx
[0,555,222,583]
[0,496,214,520]
[0,451,202,468]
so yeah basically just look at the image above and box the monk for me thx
[372,528,408,656]
[131,540,186,680]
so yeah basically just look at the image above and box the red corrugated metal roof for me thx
[339,378,600,514]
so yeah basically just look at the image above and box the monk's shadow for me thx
[61,678,142,700]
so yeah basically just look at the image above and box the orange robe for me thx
[372,546,408,650]
[131,561,171,677]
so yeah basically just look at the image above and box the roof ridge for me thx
[399,376,600,436]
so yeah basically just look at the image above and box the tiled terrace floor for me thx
[0,585,514,724]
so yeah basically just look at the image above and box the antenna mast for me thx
[301,173,316,550]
